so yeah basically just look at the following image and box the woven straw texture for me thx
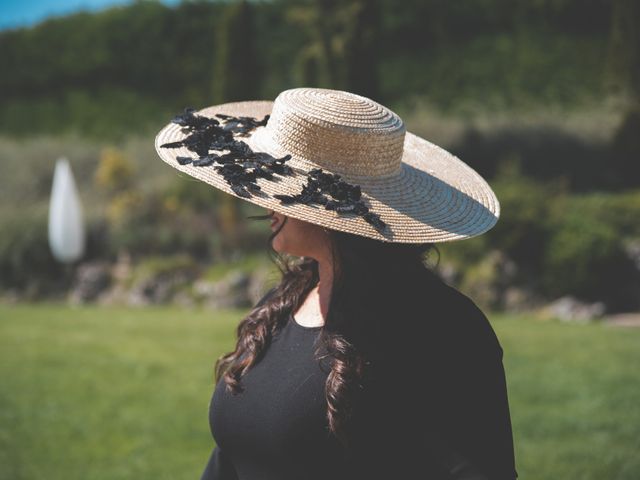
[154,88,500,243]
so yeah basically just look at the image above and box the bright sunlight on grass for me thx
[0,305,638,480]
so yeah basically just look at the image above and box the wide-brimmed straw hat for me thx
[154,87,500,243]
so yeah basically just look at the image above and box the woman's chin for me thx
[271,237,285,253]
[273,241,300,257]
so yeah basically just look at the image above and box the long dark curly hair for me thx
[213,211,443,452]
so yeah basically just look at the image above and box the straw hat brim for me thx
[154,100,500,244]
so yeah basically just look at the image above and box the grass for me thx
[0,304,639,480]
[0,303,237,480]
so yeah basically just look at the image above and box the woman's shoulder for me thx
[397,272,504,360]
[437,281,504,356]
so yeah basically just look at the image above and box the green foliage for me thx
[0,0,617,137]
[286,0,381,98]
[441,158,640,308]
[458,251,503,309]
[106,190,144,227]
[540,189,640,303]
[94,147,135,193]
[0,205,116,294]
[101,174,262,261]
[437,232,490,275]
[125,253,200,290]
[560,189,640,240]
[382,29,609,111]
[0,1,221,138]
[0,1,220,100]
[542,205,623,298]
[484,157,566,275]
[135,253,198,277]
[342,0,381,99]
[610,107,640,189]
[0,207,64,292]
[162,175,223,215]
[212,0,262,104]
[0,87,177,140]
[201,251,273,282]
[0,0,636,307]
[106,188,214,260]
[607,0,640,189]
[606,0,640,100]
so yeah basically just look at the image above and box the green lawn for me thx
[0,304,638,480]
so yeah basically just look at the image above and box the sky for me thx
[0,0,180,31]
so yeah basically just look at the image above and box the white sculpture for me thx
[48,157,85,263]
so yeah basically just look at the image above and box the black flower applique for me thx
[160,108,294,198]
[160,108,389,235]
[273,168,388,235]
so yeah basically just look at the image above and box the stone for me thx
[69,261,112,304]
[503,286,544,313]
[203,271,252,310]
[542,295,607,323]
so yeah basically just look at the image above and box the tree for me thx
[286,0,381,100]
[212,0,262,103]
[342,0,381,101]
[211,0,263,254]
[606,0,640,189]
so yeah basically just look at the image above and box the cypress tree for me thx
[212,0,262,103]
[343,0,381,101]
[607,0,640,189]
[212,0,263,254]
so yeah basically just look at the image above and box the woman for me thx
[155,88,518,479]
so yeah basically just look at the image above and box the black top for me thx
[200,280,519,480]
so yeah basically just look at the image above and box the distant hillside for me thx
[0,0,613,139]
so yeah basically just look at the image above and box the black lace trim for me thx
[160,108,294,198]
[160,108,388,235]
[274,168,388,235]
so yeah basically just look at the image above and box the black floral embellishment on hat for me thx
[274,168,388,234]
[160,109,388,234]
[160,108,294,198]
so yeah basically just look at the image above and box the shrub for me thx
[94,146,135,193]
[0,207,66,294]
[541,192,640,308]
[440,157,566,288]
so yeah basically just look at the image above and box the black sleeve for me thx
[435,327,518,479]
[200,445,239,480]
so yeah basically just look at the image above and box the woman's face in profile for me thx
[268,209,330,259]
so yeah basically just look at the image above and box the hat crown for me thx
[264,88,405,177]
